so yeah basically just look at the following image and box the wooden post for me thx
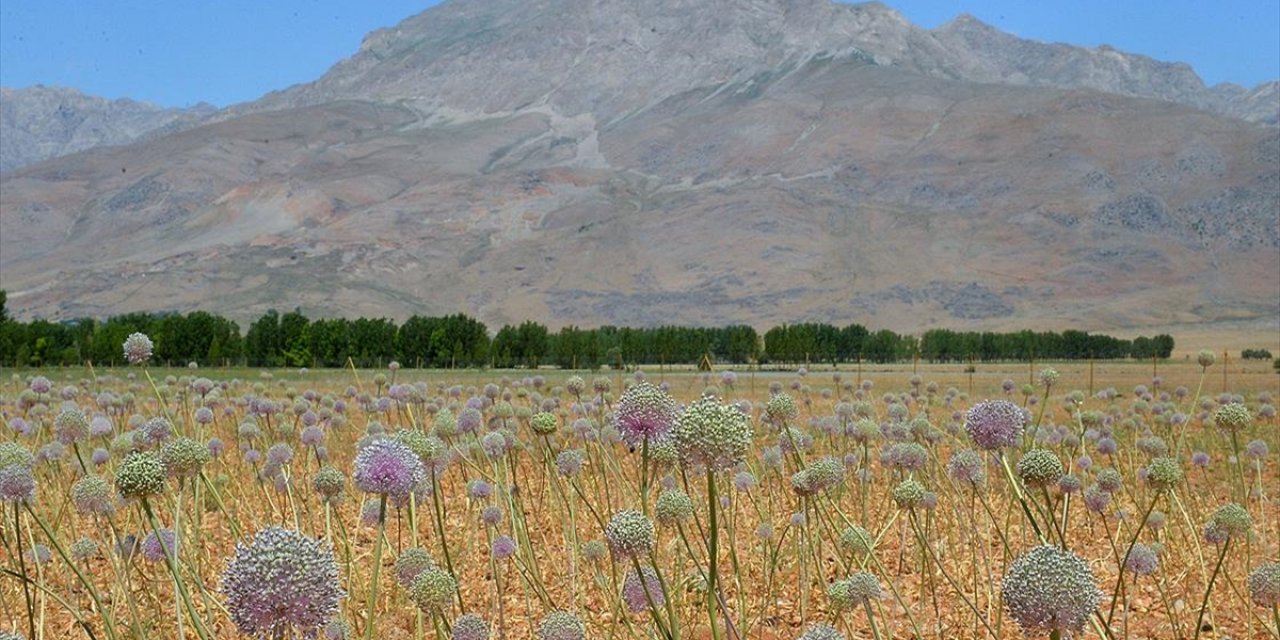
[1029,356,1035,385]
[1222,349,1229,394]
[856,354,862,386]
[912,350,919,375]
[1152,353,1157,380]
[1088,356,1095,398]
[967,353,974,397]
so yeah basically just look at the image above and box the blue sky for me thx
[1,1,1277,108]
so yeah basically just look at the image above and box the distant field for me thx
[11,357,1275,398]
[1,357,1276,639]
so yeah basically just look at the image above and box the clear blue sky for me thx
[1,1,1277,108]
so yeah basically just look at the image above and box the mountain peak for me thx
[243,0,1274,126]
[936,12,996,32]
[250,0,952,118]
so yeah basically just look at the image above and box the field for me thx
[0,355,1277,640]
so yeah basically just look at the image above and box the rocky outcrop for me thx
[0,86,214,173]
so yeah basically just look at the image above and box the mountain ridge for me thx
[0,85,216,173]
[3,1,1275,173]
[238,0,1279,124]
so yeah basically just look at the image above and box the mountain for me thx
[0,86,216,173]
[1,0,1277,336]
[931,14,1279,126]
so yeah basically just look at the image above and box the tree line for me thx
[916,328,1174,362]
[0,291,1175,369]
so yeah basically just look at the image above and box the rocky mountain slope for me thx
[930,14,1278,125]
[0,86,215,173]
[1,0,1276,334]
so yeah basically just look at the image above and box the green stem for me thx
[0,567,100,639]
[1193,538,1230,640]
[998,454,1046,543]
[430,469,465,613]
[25,503,122,640]
[974,489,1013,556]
[1230,430,1246,504]
[199,470,242,538]
[1106,495,1159,628]
[629,555,674,640]
[365,495,387,640]
[862,598,882,640]
[141,497,213,640]
[706,469,723,640]
[174,482,186,640]
[640,436,650,516]
[907,511,997,638]
[1173,371,1206,460]
[14,502,36,640]
[650,553,681,640]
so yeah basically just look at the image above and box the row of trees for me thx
[763,323,912,364]
[0,292,245,368]
[492,322,761,369]
[0,292,1176,369]
[916,328,1175,362]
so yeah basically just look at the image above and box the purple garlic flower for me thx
[1002,545,1102,637]
[614,382,678,445]
[353,439,425,499]
[0,465,36,503]
[141,528,178,562]
[481,506,503,527]
[621,566,665,613]
[491,535,517,560]
[221,526,345,639]
[1125,543,1160,577]
[29,376,53,395]
[965,400,1026,450]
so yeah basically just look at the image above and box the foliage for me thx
[0,289,1174,368]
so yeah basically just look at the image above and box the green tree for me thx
[245,310,282,366]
